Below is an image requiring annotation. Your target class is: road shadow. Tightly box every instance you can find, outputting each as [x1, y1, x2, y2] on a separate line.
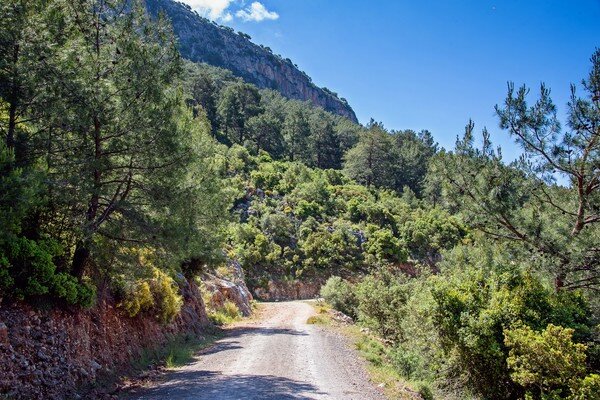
[198, 327, 308, 357]
[225, 326, 309, 339]
[126, 370, 326, 399]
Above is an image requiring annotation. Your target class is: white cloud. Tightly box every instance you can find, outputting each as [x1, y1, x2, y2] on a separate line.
[184, 0, 234, 21]
[236, 2, 279, 22]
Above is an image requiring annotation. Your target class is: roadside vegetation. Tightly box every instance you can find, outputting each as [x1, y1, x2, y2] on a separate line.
[319, 51, 600, 399]
[131, 331, 224, 371]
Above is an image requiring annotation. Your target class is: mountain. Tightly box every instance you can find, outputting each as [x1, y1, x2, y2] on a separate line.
[145, 0, 358, 123]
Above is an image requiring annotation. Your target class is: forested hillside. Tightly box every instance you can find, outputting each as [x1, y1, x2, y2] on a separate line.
[1, 0, 599, 399]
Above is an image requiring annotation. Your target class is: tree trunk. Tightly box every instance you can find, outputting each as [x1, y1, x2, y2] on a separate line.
[71, 241, 90, 279]
[554, 271, 566, 291]
[6, 43, 20, 152]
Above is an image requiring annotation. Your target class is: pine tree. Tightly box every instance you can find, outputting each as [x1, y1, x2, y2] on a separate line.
[282, 105, 310, 162]
[343, 121, 395, 187]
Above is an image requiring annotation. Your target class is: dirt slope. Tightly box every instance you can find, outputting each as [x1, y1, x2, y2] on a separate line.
[125, 301, 385, 400]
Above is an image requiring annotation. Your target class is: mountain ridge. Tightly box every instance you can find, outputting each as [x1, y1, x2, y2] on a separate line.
[145, 0, 358, 123]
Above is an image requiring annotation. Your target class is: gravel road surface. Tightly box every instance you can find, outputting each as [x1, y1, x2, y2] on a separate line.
[126, 301, 385, 400]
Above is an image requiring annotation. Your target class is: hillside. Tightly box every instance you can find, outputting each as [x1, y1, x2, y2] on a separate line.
[144, 0, 358, 123]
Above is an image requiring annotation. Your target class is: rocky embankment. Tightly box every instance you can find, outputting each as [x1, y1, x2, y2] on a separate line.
[144, 0, 358, 123]
[204, 274, 253, 316]
[252, 279, 323, 302]
[0, 275, 252, 400]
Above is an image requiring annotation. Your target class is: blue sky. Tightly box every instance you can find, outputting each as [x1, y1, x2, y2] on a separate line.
[181, 0, 600, 159]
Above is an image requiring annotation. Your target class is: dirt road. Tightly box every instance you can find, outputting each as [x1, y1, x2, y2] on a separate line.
[126, 301, 384, 400]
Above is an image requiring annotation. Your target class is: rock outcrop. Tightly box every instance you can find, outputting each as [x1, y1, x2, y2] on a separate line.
[145, 0, 358, 123]
[253, 279, 323, 301]
[203, 274, 253, 317]
[203, 259, 254, 316]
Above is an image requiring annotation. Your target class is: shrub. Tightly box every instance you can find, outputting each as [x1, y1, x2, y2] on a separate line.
[320, 276, 358, 318]
[388, 345, 422, 379]
[295, 200, 321, 219]
[121, 281, 154, 318]
[223, 300, 241, 319]
[0, 236, 96, 306]
[301, 223, 364, 271]
[118, 268, 183, 324]
[417, 384, 434, 400]
[430, 244, 594, 400]
[208, 300, 241, 325]
[355, 270, 410, 343]
[364, 225, 407, 264]
[400, 208, 467, 264]
[151, 269, 184, 324]
[250, 162, 280, 191]
[505, 324, 588, 398]
[570, 374, 600, 400]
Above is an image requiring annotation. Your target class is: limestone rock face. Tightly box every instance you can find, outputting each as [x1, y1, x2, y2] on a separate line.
[145, 0, 358, 123]
[203, 274, 253, 317]
[253, 279, 323, 302]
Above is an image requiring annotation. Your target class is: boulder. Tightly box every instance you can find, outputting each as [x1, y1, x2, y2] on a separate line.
[203, 274, 253, 317]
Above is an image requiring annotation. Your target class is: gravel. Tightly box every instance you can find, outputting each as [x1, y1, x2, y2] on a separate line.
[125, 301, 385, 400]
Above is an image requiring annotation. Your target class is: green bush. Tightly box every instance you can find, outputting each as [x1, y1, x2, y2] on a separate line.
[121, 281, 154, 318]
[0, 236, 96, 306]
[118, 268, 183, 324]
[364, 225, 407, 264]
[208, 300, 241, 325]
[388, 345, 422, 379]
[355, 270, 410, 343]
[570, 374, 600, 400]
[430, 244, 594, 399]
[320, 276, 358, 318]
[400, 207, 467, 264]
[151, 269, 184, 324]
[301, 222, 364, 271]
[505, 324, 588, 399]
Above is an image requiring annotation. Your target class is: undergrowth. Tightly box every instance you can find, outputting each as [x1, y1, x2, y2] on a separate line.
[207, 300, 242, 326]
[310, 301, 434, 400]
[131, 331, 223, 371]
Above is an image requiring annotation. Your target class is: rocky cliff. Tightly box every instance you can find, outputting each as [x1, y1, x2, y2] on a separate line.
[145, 0, 358, 123]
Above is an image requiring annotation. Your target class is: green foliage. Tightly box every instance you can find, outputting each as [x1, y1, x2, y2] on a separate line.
[0, 0, 228, 308]
[118, 265, 183, 324]
[152, 269, 184, 324]
[364, 225, 407, 264]
[344, 122, 396, 188]
[319, 276, 358, 318]
[343, 122, 437, 195]
[218, 81, 263, 145]
[227, 155, 465, 288]
[431, 50, 600, 291]
[505, 324, 588, 398]
[301, 222, 364, 272]
[207, 300, 241, 326]
[121, 281, 154, 318]
[570, 374, 600, 400]
[401, 208, 467, 264]
[430, 244, 593, 399]
[355, 269, 411, 343]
